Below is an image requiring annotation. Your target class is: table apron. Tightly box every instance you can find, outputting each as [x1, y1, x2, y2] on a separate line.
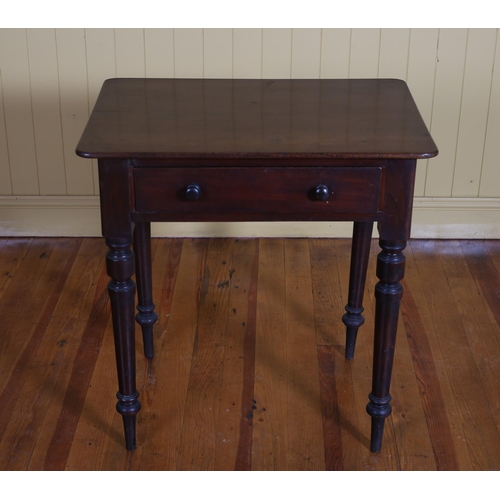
[132, 166, 384, 221]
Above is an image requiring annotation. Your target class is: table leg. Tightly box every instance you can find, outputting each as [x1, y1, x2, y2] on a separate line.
[342, 221, 373, 359]
[106, 237, 140, 451]
[133, 222, 158, 359]
[367, 239, 406, 453]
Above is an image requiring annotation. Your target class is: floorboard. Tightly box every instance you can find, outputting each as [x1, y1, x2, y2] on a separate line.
[1, 237, 500, 470]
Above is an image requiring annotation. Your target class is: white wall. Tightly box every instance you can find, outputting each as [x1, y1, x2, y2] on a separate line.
[0, 28, 499, 237]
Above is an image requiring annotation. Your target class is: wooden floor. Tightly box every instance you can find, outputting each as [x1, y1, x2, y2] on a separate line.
[1, 237, 500, 471]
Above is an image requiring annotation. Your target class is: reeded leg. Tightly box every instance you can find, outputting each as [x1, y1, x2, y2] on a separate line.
[106, 237, 140, 451]
[366, 239, 406, 453]
[342, 221, 373, 359]
[133, 222, 157, 359]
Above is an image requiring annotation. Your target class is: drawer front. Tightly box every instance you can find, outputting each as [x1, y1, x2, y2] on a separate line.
[133, 167, 382, 221]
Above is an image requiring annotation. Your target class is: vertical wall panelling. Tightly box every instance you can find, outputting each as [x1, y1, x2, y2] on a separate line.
[1, 28, 500, 237]
[145, 29, 175, 78]
[233, 29, 262, 78]
[84, 29, 117, 108]
[25, 29, 66, 195]
[84, 28, 117, 194]
[425, 29, 468, 197]
[174, 28, 204, 78]
[262, 29, 292, 79]
[0, 29, 39, 195]
[378, 28, 410, 79]
[0, 66, 13, 195]
[55, 28, 94, 196]
[291, 28, 321, 79]
[452, 29, 497, 197]
[115, 29, 146, 77]
[407, 28, 439, 197]
[204, 29, 233, 78]
[320, 28, 351, 79]
[479, 30, 500, 198]
[349, 29, 380, 78]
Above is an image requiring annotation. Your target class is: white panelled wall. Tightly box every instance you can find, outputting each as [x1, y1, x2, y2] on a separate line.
[0, 28, 499, 238]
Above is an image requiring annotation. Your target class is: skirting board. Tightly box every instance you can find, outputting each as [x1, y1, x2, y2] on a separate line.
[0, 196, 499, 239]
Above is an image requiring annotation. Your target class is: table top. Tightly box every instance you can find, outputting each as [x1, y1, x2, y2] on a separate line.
[76, 78, 438, 161]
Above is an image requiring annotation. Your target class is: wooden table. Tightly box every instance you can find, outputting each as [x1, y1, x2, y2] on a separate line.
[76, 78, 438, 454]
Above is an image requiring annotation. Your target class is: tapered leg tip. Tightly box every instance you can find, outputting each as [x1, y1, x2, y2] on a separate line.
[125, 441, 137, 451]
[136, 311, 157, 358]
[367, 411, 390, 453]
[141, 324, 155, 358]
[343, 312, 363, 359]
[345, 336, 358, 359]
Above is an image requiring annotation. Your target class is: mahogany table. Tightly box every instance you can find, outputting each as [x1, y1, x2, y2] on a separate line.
[76, 78, 438, 454]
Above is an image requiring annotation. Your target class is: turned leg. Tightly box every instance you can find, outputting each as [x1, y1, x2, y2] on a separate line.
[106, 237, 140, 451]
[342, 221, 373, 359]
[366, 239, 406, 453]
[133, 222, 157, 359]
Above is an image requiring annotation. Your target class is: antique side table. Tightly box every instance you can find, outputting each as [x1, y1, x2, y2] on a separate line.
[76, 78, 438, 454]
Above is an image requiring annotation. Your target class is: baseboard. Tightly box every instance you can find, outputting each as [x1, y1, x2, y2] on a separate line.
[1, 196, 499, 239]
[411, 197, 500, 238]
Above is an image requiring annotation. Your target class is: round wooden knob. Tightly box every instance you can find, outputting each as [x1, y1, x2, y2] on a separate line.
[185, 183, 201, 201]
[315, 184, 329, 201]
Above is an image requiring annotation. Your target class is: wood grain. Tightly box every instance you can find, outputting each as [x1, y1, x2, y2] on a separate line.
[176, 239, 234, 470]
[138, 238, 206, 470]
[2, 237, 500, 470]
[317, 345, 343, 470]
[309, 239, 345, 346]
[0, 239, 82, 470]
[408, 240, 500, 469]
[284, 239, 325, 470]
[252, 239, 288, 470]
[214, 238, 259, 470]
[400, 267, 459, 468]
